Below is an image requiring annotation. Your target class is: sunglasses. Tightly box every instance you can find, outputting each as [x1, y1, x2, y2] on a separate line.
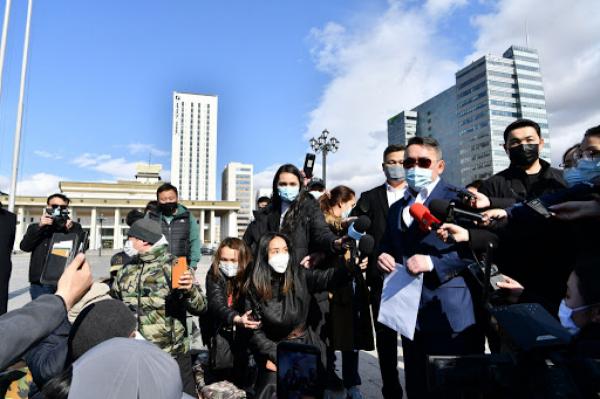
[403, 157, 434, 169]
[48, 204, 68, 210]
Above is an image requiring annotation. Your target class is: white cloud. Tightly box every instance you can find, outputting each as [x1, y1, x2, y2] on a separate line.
[72, 153, 139, 181]
[0, 173, 64, 196]
[253, 164, 280, 194]
[302, 1, 462, 194]
[33, 150, 63, 160]
[424, 0, 468, 18]
[125, 143, 169, 158]
[468, 0, 600, 163]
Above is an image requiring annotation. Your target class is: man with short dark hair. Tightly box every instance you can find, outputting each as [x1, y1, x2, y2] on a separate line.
[20, 193, 85, 299]
[256, 196, 271, 209]
[148, 183, 200, 269]
[351, 143, 407, 399]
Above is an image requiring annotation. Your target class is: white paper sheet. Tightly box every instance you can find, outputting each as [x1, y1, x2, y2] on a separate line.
[377, 263, 423, 340]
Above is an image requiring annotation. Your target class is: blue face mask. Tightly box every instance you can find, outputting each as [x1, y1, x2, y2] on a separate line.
[406, 167, 433, 191]
[341, 207, 353, 219]
[278, 186, 299, 202]
[563, 159, 600, 187]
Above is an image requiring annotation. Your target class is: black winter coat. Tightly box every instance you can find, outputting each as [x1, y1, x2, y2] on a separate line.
[245, 265, 349, 365]
[20, 222, 85, 284]
[243, 199, 338, 262]
[205, 271, 245, 330]
[0, 208, 16, 315]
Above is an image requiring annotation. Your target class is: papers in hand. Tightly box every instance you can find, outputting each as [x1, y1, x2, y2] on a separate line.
[377, 263, 423, 340]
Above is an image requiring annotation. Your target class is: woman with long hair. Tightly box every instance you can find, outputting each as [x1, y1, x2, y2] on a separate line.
[206, 237, 260, 388]
[319, 186, 374, 399]
[245, 232, 350, 398]
[243, 164, 341, 266]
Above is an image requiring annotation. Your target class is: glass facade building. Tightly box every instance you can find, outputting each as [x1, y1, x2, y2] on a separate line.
[388, 45, 550, 186]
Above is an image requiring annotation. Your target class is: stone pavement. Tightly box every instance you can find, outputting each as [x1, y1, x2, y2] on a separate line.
[8, 250, 405, 398]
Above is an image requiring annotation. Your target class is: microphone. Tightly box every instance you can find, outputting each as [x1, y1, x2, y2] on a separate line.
[409, 203, 442, 232]
[358, 234, 375, 256]
[348, 215, 371, 241]
[429, 199, 484, 225]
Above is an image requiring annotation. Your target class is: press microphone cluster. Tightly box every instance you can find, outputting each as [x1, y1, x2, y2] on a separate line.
[429, 199, 485, 226]
[345, 215, 376, 267]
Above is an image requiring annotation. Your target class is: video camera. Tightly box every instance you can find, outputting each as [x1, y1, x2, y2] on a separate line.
[426, 243, 598, 398]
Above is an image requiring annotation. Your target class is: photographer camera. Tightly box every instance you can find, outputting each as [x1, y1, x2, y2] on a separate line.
[20, 193, 85, 300]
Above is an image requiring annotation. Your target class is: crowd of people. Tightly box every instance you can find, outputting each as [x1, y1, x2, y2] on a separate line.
[0, 118, 599, 398]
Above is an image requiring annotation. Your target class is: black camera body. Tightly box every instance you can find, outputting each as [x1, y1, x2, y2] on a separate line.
[46, 207, 70, 229]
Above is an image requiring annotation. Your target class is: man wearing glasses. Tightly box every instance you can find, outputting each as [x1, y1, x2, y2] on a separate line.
[377, 137, 481, 398]
[20, 193, 85, 299]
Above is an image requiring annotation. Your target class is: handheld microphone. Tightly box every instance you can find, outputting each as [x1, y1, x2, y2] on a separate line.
[348, 215, 371, 241]
[429, 199, 484, 225]
[358, 234, 375, 256]
[409, 203, 442, 232]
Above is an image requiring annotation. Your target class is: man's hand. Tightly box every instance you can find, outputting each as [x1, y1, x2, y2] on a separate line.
[234, 310, 262, 330]
[177, 271, 194, 291]
[266, 359, 277, 372]
[377, 252, 396, 273]
[65, 219, 74, 230]
[472, 191, 491, 209]
[40, 214, 53, 227]
[496, 275, 524, 304]
[436, 223, 469, 243]
[300, 252, 326, 269]
[55, 253, 93, 311]
[549, 200, 600, 221]
[406, 254, 433, 275]
[481, 208, 508, 226]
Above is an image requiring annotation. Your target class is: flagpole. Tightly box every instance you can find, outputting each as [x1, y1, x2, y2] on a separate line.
[0, 0, 12, 99]
[8, 0, 33, 212]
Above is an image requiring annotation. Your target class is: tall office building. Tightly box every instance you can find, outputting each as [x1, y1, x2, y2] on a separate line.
[222, 162, 254, 237]
[388, 45, 550, 186]
[171, 92, 218, 200]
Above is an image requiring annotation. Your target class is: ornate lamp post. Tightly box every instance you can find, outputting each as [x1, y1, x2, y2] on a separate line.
[309, 129, 339, 187]
[97, 213, 106, 257]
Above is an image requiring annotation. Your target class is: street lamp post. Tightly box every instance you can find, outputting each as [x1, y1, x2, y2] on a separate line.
[309, 129, 339, 187]
[97, 213, 105, 257]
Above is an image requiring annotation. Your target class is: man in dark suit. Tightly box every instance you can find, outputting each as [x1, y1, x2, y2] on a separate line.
[0, 201, 16, 315]
[352, 144, 406, 399]
[377, 137, 482, 398]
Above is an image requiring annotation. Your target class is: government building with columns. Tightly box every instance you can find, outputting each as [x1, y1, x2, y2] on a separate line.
[3, 164, 240, 252]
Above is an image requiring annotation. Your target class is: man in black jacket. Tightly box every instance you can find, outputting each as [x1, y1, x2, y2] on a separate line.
[477, 119, 568, 314]
[351, 144, 406, 399]
[20, 193, 85, 300]
[0, 201, 16, 315]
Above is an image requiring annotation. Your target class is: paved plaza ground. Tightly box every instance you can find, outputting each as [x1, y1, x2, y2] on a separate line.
[8, 250, 405, 398]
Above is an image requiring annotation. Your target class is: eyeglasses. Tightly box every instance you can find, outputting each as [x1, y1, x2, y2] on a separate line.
[574, 149, 600, 161]
[403, 157, 434, 169]
[48, 204, 68, 210]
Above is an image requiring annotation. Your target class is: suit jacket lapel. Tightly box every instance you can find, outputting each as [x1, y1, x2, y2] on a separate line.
[377, 184, 389, 213]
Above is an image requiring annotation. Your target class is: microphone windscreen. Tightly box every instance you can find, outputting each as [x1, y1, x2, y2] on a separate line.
[353, 215, 371, 233]
[358, 234, 375, 255]
[409, 203, 429, 221]
[429, 199, 450, 221]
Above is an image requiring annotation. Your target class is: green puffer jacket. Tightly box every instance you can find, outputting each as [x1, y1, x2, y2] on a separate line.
[111, 241, 206, 355]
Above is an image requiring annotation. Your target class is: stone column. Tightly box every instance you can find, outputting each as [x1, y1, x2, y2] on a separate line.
[199, 210, 206, 244]
[113, 208, 121, 249]
[209, 210, 216, 245]
[90, 208, 98, 249]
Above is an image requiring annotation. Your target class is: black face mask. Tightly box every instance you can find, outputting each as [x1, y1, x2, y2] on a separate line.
[509, 144, 539, 167]
[159, 202, 178, 215]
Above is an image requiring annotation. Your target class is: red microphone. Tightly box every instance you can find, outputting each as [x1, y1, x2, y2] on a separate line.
[409, 203, 441, 232]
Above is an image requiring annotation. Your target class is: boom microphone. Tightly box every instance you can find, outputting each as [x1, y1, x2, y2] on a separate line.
[409, 203, 442, 232]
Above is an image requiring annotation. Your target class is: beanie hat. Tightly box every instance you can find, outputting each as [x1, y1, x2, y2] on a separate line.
[127, 218, 162, 244]
[125, 209, 145, 227]
[68, 299, 137, 361]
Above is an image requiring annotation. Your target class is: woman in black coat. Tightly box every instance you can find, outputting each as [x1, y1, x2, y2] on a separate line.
[243, 164, 341, 265]
[205, 237, 260, 387]
[245, 233, 349, 399]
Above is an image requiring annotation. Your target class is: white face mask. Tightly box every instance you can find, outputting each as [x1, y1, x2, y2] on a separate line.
[123, 240, 138, 257]
[219, 261, 239, 278]
[268, 253, 290, 274]
[309, 191, 323, 200]
[558, 299, 590, 335]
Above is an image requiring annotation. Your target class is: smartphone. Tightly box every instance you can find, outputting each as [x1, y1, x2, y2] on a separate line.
[277, 342, 322, 399]
[525, 198, 553, 219]
[172, 257, 188, 289]
[303, 153, 316, 179]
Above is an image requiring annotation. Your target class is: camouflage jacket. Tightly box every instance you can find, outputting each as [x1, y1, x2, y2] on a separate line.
[111, 242, 206, 355]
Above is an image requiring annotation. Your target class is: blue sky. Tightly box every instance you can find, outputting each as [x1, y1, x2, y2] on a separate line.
[1, 0, 598, 197]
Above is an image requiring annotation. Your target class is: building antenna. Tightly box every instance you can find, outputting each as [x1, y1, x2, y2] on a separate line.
[525, 19, 529, 47]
